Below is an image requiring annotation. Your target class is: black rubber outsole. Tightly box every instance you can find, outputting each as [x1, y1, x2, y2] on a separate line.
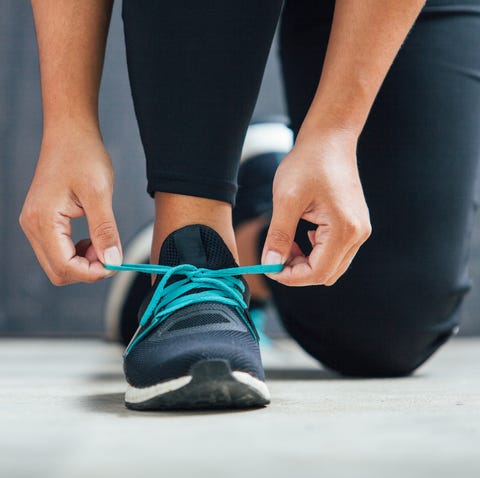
[125, 359, 270, 411]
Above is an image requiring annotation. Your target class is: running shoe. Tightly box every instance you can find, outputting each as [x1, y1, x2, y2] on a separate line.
[122, 224, 271, 410]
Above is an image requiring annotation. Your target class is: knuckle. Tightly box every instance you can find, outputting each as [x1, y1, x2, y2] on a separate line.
[93, 221, 117, 242]
[325, 275, 340, 286]
[18, 212, 27, 230]
[363, 223, 373, 239]
[274, 185, 300, 203]
[50, 274, 67, 287]
[314, 273, 329, 285]
[343, 217, 361, 235]
[51, 262, 72, 285]
[19, 206, 37, 230]
[268, 228, 293, 246]
[84, 178, 112, 201]
[57, 263, 70, 281]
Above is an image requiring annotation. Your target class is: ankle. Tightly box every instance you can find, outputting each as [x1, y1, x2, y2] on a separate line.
[151, 192, 239, 266]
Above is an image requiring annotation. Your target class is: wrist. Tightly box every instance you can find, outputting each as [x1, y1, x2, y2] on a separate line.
[299, 75, 374, 141]
[295, 121, 359, 153]
[298, 104, 363, 142]
[42, 116, 102, 144]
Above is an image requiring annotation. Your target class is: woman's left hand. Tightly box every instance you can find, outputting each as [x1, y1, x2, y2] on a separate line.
[261, 128, 372, 286]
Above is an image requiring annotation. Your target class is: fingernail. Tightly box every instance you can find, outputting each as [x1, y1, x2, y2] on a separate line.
[104, 246, 122, 266]
[263, 250, 283, 266]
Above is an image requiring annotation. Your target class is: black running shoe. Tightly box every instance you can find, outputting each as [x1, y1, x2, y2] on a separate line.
[123, 224, 270, 410]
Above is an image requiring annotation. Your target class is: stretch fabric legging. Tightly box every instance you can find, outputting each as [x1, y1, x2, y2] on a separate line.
[122, 0, 480, 376]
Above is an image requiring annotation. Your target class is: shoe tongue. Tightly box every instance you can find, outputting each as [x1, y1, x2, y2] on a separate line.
[137, 224, 244, 324]
[158, 224, 237, 269]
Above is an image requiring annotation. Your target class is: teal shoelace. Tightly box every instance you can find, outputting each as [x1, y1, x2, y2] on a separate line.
[104, 263, 283, 355]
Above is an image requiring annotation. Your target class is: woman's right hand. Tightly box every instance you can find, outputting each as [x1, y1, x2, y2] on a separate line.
[19, 127, 123, 285]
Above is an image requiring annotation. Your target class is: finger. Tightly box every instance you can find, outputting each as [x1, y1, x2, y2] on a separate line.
[324, 241, 362, 286]
[82, 185, 122, 266]
[285, 241, 307, 266]
[323, 221, 371, 285]
[271, 224, 352, 286]
[85, 242, 100, 263]
[77, 239, 116, 277]
[26, 232, 67, 285]
[266, 256, 314, 286]
[264, 240, 305, 280]
[75, 238, 93, 257]
[324, 224, 371, 285]
[34, 215, 111, 285]
[288, 227, 344, 285]
[75, 238, 103, 263]
[261, 193, 304, 268]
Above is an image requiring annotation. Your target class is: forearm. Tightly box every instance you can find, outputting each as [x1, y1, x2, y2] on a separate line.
[300, 0, 425, 140]
[31, 0, 113, 136]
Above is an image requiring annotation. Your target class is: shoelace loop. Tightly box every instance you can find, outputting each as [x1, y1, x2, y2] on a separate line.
[105, 263, 283, 354]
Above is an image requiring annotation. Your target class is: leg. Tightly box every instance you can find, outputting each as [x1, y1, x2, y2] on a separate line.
[122, 0, 283, 265]
[120, 0, 284, 410]
[265, 0, 480, 376]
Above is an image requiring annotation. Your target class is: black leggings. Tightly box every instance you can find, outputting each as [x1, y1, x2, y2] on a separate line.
[123, 0, 480, 377]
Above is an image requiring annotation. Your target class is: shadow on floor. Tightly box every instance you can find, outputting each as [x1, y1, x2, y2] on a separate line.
[79, 367, 342, 416]
[78, 392, 268, 417]
[79, 366, 421, 416]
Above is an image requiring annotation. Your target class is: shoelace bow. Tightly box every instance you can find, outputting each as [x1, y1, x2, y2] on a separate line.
[104, 263, 283, 354]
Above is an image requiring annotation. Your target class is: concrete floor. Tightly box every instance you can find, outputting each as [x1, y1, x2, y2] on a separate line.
[0, 338, 479, 478]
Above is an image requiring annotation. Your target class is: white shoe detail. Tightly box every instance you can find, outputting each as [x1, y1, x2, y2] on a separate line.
[125, 375, 192, 404]
[125, 372, 270, 404]
[232, 371, 271, 400]
[240, 122, 293, 163]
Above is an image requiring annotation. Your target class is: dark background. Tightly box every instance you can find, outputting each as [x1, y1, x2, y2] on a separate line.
[1, 1, 479, 336]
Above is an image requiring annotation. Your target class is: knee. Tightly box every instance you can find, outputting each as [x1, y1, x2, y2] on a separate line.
[271, 247, 467, 377]
[319, 342, 427, 378]
[279, 294, 460, 378]
[302, 327, 456, 378]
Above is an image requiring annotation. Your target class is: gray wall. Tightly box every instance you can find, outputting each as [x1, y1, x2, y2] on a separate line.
[1, 2, 479, 336]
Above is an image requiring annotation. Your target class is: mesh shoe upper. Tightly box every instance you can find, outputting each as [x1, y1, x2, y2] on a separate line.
[123, 224, 265, 388]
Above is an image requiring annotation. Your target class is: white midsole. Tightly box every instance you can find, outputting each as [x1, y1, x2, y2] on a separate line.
[125, 375, 192, 404]
[232, 371, 271, 401]
[125, 372, 270, 404]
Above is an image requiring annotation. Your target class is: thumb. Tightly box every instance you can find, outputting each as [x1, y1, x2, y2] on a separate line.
[84, 194, 122, 266]
[262, 196, 301, 266]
